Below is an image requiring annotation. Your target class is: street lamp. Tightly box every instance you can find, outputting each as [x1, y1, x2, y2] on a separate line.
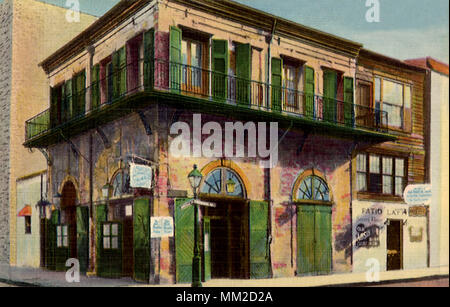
[188, 165, 203, 287]
[53, 192, 62, 210]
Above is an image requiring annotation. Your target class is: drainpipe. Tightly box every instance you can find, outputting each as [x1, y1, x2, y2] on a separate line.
[266, 19, 277, 109]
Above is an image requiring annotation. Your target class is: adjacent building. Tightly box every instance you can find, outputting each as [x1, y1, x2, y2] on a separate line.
[21, 0, 436, 284]
[0, 0, 96, 268]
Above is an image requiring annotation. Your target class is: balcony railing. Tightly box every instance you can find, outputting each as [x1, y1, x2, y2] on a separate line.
[25, 57, 389, 142]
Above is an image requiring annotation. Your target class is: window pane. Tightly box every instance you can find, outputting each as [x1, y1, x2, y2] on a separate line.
[383, 175, 392, 194]
[103, 224, 110, 236]
[57, 237, 62, 248]
[63, 225, 68, 236]
[384, 103, 402, 128]
[395, 158, 405, 176]
[182, 40, 188, 65]
[383, 80, 403, 106]
[382, 157, 393, 175]
[375, 78, 381, 102]
[112, 237, 119, 249]
[395, 177, 404, 196]
[112, 223, 119, 236]
[369, 155, 380, 173]
[357, 173, 367, 191]
[357, 154, 366, 172]
[191, 42, 201, 68]
[57, 226, 61, 237]
[63, 236, 68, 247]
[404, 86, 411, 109]
[369, 173, 381, 193]
[103, 237, 110, 249]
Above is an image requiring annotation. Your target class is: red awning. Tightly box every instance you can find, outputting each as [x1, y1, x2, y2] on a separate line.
[18, 205, 32, 217]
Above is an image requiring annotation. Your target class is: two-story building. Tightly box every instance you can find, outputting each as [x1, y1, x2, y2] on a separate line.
[23, 0, 427, 284]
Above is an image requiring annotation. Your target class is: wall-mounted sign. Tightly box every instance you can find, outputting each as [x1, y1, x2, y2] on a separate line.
[409, 226, 424, 242]
[130, 163, 152, 189]
[403, 184, 432, 205]
[151, 217, 174, 238]
[409, 206, 428, 217]
[355, 223, 380, 248]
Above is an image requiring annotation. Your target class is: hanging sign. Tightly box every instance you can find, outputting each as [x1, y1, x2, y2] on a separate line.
[129, 163, 152, 189]
[151, 217, 174, 238]
[403, 184, 432, 205]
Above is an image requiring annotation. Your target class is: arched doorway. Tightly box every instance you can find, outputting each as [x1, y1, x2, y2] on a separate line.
[61, 181, 77, 259]
[199, 167, 249, 279]
[293, 170, 333, 276]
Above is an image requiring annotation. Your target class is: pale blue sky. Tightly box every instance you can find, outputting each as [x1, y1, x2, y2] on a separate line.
[21, 0, 450, 63]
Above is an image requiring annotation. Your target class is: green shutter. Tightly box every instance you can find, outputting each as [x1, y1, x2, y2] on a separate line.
[170, 26, 182, 92]
[323, 70, 337, 123]
[235, 43, 251, 105]
[50, 86, 58, 128]
[212, 39, 228, 101]
[144, 29, 155, 90]
[96, 204, 107, 276]
[45, 210, 59, 270]
[73, 70, 86, 118]
[76, 206, 89, 273]
[133, 198, 150, 282]
[63, 79, 73, 122]
[271, 57, 283, 112]
[314, 206, 332, 274]
[175, 198, 194, 283]
[99, 222, 123, 278]
[249, 201, 270, 279]
[297, 205, 315, 275]
[343, 77, 354, 127]
[91, 64, 100, 110]
[113, 47, 127, 100]
[203, 216, 211, 282]
[304, 66, 315, 118]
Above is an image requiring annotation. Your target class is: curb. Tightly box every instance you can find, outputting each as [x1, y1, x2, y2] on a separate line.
[320, 274, 449, 287]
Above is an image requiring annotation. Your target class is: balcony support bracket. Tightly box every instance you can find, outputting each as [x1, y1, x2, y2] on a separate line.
[96, 127, 111, 149]
[37, 148, 53, 167]
[138, 110, 152, 136]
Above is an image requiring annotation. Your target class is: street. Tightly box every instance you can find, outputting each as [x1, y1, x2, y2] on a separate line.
[368, 276, 449, 287]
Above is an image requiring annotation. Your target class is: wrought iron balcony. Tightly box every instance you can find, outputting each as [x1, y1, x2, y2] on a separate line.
[25, 57, 389, 144]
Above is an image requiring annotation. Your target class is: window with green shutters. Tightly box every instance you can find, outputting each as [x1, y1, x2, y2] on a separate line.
[271, 57, 283, 112]
[212, 39, 228, 101]
[113, 47, 127, 100]
[304, 66, 315, 118]
[62, 79, 73, 122]
[342, 77, 354, 127]
[133, 198, 150, 282]
[72, 70, 86, 118]
[76, 206, 89, 273]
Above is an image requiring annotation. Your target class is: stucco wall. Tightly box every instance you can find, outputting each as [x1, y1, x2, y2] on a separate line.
[0, 0, 13, 265]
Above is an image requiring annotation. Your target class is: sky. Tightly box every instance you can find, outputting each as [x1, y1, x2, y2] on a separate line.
[19, 0, 450, 63]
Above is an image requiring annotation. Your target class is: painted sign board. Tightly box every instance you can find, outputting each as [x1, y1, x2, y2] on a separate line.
[403, 184, 432, 205]
[180, 199, 216, 210]
[150, 217, 174, 238]
[130, 163, 152, 189]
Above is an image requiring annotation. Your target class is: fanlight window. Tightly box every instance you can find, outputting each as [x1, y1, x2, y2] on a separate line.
[200, 168, 245, 198]
[297, 175, 330, 201]
[112, 170, 130, 197]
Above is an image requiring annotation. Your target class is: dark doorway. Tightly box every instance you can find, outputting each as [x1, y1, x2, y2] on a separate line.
[122, 205, 134, 277]
[387, 220, 403, 271]
[61, 182, 77, 259]
[203, 198, 249, 279]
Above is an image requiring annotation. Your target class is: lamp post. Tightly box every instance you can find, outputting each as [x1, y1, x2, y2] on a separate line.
[188, 164, 203, 287]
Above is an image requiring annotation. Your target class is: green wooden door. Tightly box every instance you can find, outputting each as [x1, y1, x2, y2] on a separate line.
[249, 201, 270, 279]
[45, 210, 58, 270]
[323, 70, 337, 123]
[99, 221, 123, 278]
[212, 39, 228, 101]
[143, 29, 155, 90]
[170, 26, 182, 93]
[271, 57, 283, 112]
[297, 204, 332, 275]
[304, 66, 315, 118]
[133, 198, 150, 282]
[203, 216, 211, 282]
[96, 204, 106, 276]
[297, 205, 316, 275]
[175, 198, 194, 283]
[343, 76, 354, 127]
[235, 43, 251, 105]
[314, 206, 332, 275]
[76, 206, 89, 273]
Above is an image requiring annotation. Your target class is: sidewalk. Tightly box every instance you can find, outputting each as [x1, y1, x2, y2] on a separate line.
[1, 263, 448, 287]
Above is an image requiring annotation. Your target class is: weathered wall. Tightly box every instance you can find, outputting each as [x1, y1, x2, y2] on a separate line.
[0, 0, 13, 265]
[9, 0, 97, 266]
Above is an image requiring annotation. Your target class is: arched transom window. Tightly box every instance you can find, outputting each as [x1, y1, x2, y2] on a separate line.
[200, 168, 245, 198]
[297, 175, 330, 202]
[111, 170, 130, 197]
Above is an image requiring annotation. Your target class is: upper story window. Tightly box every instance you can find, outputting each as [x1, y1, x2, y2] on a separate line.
[357, 153, 407, 197]
[282, 57, 304, 111]
[375, 77, 412, 130]
[182, 39, 203, 88]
